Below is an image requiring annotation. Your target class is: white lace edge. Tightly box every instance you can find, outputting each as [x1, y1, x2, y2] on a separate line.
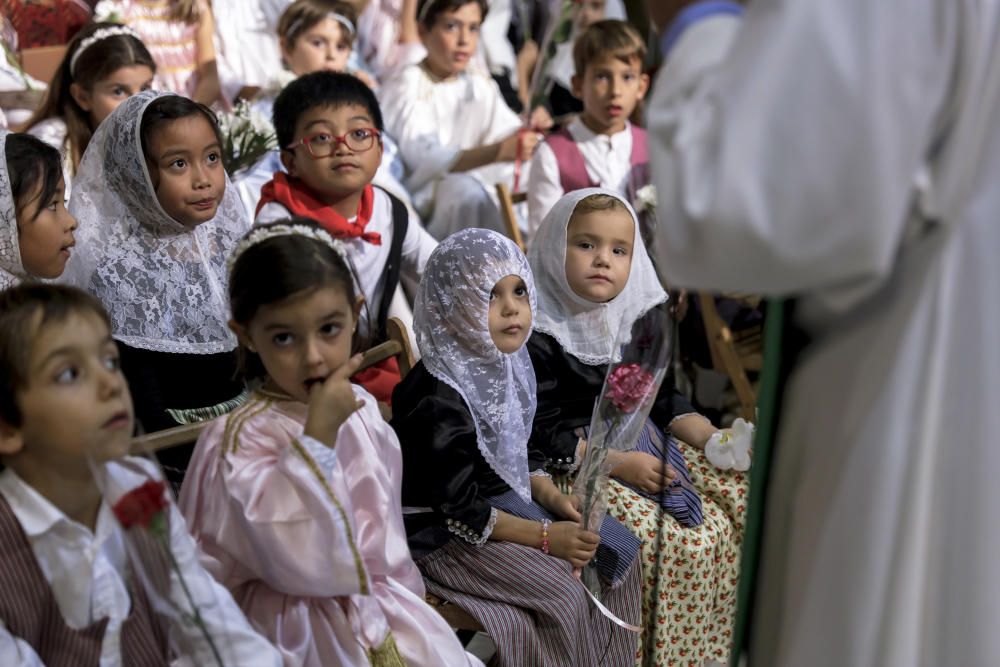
[447, 507, 497, 547]
[425, 365, 532, 503]
[113, 334, 238, 356]
[529, 468, 551, 478]
[533, 295, 668, 367]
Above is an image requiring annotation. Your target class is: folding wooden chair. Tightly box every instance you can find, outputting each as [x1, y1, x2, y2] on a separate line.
[17, 45, 66, 85]
[495, 182, 526, 252]
[698, 293, 763, 421]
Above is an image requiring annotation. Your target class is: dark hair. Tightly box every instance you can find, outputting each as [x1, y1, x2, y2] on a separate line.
[272, 70, 383, 150]
[25, 22, 156, 172]
[278, 0, 358, 47]
[228, 218, 364, 381]
[0, 284, 111, 428]
[573, 19, 646, 78]
[416, 0, 488, 28]
[139, 94, 223, 164]
[4, 133, 64, 223]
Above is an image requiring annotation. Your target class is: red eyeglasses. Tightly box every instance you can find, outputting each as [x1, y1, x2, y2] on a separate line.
[285, 127, 381, 158]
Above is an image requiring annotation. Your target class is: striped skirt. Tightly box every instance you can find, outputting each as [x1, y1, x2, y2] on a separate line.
[419, 539, 643, 667]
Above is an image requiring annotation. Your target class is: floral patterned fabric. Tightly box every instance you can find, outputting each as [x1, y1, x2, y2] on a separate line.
[559, 434, 748, 666]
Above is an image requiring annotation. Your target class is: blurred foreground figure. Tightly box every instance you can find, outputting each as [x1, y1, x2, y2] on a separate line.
[648, 2, 1000, 666]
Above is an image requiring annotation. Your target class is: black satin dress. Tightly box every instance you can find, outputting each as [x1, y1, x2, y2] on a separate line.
[526, 331, 697, 464]
[390, 361, 548, 559]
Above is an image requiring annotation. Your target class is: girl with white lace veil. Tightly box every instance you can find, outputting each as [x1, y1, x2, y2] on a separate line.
[526, 188, 750, 665]
[67, 90, 250, 483]
[390, 228, 642, 667]
[0, 131, 78, 290]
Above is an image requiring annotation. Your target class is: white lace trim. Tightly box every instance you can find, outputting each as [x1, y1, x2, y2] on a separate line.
[529, 468, 551, 478]
[446, 508, 496, 546]
[0, 131, 24, 290]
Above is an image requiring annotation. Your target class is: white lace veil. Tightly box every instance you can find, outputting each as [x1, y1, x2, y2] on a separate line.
[414, 228, 536, 502]
[528, 187, 667, 366]
[66, 91, 250, 354]
[0, 130, 24, 291]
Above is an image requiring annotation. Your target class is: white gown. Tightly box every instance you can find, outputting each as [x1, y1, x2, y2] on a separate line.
[647, 3, 1000, 666]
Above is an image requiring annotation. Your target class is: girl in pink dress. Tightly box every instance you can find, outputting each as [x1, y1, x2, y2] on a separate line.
[178, 218, 482, 667]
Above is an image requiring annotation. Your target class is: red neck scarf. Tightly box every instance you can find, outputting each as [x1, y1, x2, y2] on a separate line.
[257, 174, 382, 245]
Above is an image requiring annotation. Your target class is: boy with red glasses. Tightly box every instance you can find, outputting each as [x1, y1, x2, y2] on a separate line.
[257, 70, 437, 403]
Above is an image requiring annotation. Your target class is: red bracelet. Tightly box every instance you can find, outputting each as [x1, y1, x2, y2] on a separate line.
[540, 519, 551, 555]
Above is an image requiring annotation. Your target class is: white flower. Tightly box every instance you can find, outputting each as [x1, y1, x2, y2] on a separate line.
[705, 418, 753, 471]
[634, 184, 657, 213]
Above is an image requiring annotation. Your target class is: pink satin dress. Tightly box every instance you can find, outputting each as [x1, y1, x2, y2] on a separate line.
[179, 385, 482, 667]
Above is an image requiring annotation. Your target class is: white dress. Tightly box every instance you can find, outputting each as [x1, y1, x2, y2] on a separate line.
[648, 3, 1000, 666]
[380, 62, 525, 240]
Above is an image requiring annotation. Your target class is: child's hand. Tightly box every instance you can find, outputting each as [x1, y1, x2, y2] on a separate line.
[498, 128, 543, 162]
[303, 354, 366, 449]
[529, 105, 554, 131]
[612, 451, 677, 493]
[547, 492, 582, 522]
[547, 521, 600, 569]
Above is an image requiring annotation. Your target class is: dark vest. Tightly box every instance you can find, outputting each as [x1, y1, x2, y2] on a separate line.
[0, 493, 170, 666]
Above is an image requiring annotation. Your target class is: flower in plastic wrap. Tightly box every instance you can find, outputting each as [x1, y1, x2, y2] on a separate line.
[705, 418, 754, 471]
[604, 363, 657, 413]
[634, 184, 657, 214]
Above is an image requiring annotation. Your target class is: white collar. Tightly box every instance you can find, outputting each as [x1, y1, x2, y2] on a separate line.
[568, 117, 633, 150]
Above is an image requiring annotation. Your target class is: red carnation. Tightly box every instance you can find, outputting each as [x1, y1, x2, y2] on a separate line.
[112, 480, 168, 530]
[605, 363, 656, 413]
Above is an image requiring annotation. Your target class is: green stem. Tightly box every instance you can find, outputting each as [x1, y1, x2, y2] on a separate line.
[155, 529, 226, 666]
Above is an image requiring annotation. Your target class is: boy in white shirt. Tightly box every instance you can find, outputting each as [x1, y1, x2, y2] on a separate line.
[0, 284, 281, 667]
[527, 19, 651, 237]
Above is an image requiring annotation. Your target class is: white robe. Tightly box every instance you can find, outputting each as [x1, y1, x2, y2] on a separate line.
[648, 3, 1000, 666]
[379, 62, 525, 239]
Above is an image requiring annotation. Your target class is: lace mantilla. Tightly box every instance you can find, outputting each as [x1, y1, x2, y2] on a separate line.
[66, 91, 250, 354]
[0, 131, 25, 290]
[528, 188, 668, 366]
[415, 229, 536, 504]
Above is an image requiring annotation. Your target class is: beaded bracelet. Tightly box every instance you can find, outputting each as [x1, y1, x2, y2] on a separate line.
[540, 519, 551, 555]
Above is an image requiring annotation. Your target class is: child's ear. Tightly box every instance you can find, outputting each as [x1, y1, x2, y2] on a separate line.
[637, 72, 650, 100]
[280, 150, 298, 177]
[69, 82, 92, 112]
[228, 319, 257, 353]
[570, 73, 583, 100]
[0, 419, 25, 459]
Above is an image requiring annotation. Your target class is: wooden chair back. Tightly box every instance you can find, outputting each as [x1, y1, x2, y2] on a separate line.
[17, 45, 66, 86]
[698, 293, 763, 421]
[495, 182, 526, 252]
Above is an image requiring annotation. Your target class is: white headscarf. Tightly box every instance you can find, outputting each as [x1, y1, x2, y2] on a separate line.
[0, 130, 25, 291]
[67, 91, 250, 354]
[529, 187, 667, 365]
[414, 228, 536, 502]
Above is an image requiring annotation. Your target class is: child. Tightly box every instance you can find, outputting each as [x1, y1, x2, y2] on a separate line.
[391, 228, 642, 666]
[67, 91, 249, 473]
[236, 3, 412, 219]
[94, 0, 221, 106]
[0, 283, 282, 666]
[258, 70, 436, 401]
[527, 20, 650, 236]
[0, 131, 78, 289]
[178, 219, 483, 667]
[526, 189, 749, 666]
[25, 22, 156, 180]
[380, 0, 542, 240]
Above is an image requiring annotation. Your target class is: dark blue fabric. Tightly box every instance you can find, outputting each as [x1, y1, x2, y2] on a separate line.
[486, 490, 640, 587]
[587, 420, 704, 528]
[660, 0, 744, 55]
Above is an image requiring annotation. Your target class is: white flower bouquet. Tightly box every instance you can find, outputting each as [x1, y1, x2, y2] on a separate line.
[216, 99, 278, 177]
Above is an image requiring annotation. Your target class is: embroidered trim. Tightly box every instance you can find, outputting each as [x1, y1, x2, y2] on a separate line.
[289, 437, 370, 595]
[366, 631, 406, 667]
[166, 388, 250, 425]
[221, 396, 274, 457]
[445, 508, 496, 546]
[529, 468, 552, 478]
